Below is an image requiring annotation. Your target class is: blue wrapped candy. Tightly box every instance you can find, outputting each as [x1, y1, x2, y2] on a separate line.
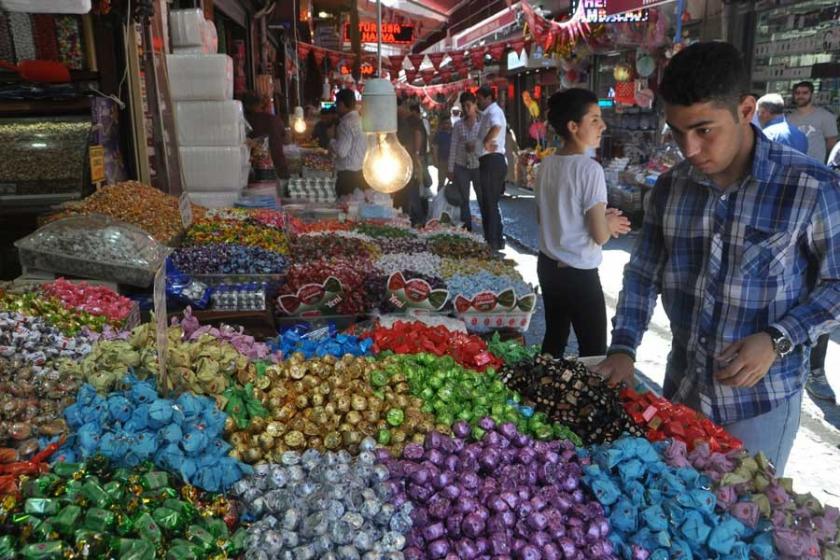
[273, 324, 374, 359]
[446, 271, 533, 299]
[580, 437, 776, 560]
[56, 374, 252, 492]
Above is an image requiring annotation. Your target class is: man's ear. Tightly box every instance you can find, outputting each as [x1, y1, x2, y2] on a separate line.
[739, 95, 757, 125]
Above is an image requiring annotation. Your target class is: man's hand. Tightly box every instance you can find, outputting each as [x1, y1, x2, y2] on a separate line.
[447, 172, 455, 182]
[606, 208, 632, 238]
[484, 140, 497, 153]
[591, 353, 635, 387]
[714, 333, 776, 388]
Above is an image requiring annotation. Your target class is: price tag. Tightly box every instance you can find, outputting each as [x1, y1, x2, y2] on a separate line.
[153, 265, 171, 395]
[179, 192, 193, 229]
[89, 145, 105, 184]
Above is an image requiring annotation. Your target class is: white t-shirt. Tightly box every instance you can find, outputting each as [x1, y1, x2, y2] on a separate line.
[477, 102, 506, 158]
[788, 106, 839, 163]
[536, 154, 608, 269]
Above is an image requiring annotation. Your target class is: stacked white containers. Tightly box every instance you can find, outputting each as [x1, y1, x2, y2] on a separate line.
[167, 9, 249, 209]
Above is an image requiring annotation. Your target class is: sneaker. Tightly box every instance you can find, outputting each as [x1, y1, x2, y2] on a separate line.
[806, 368, 837, 403]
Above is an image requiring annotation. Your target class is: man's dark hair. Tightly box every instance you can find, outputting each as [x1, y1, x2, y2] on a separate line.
[320, 106, 336, 115]
[459, 91, 476, 105]
[476, 85, 494, 99]
[793, 81, 814, 93]
[659, 41, 747, 114]
[241, 91, 262, 112]
[335, 88, 356, 109]
[547, 88, 599, 141]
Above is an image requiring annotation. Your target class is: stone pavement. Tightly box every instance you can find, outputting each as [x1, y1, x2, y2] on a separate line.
[492, 193, 840, 506]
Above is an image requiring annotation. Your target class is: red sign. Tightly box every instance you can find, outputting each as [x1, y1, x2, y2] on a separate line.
[344, 22, 415, 44]
[340, 62, 375, 77]
[604, 0, 673, 15]
[454, 7, 518, 49]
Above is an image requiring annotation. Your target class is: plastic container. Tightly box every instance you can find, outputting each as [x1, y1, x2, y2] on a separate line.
[0, 0, 90, 13]
[457, 309, 534, 334]
[174, 101, 246, 147]
[169, 9, 204, 47]
[181, 146, 248, 191]
[166, 54, 233, 101]
[14, 215, 170, 288]
[186, 191, 242, 209]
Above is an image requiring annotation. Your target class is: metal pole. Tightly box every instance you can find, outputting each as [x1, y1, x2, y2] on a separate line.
[377, 0, 382, 76]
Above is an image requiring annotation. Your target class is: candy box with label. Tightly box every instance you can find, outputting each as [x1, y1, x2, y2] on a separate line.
[276, 276, 344, 316]
[385, 271, 449, 312]
[454, 288, 537, 333]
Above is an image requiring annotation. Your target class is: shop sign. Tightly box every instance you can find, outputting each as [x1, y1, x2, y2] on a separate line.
[570, 0, 648, 22]
[453, 5, 519, 49]
[340, 62, 375, 77]
[344, 22, 414, 44]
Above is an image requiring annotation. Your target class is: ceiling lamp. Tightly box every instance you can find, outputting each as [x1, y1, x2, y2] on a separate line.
[292, 105, 306, 133]
[360, 0, 412, 193]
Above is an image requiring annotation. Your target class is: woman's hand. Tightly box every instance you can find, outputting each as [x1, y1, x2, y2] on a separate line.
[606, 208, 632, 238]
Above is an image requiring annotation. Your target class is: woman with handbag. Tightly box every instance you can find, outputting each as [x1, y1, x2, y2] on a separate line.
[447, 92, 482, 231]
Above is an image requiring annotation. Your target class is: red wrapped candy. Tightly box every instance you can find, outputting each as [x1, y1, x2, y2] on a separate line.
[40, 277, 134, 325]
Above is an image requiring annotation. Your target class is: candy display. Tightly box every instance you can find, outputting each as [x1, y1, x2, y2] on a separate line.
[581, 437, 774, 560]
[1, 457, 247, 558]
[501, 356, 644, 444]
[447, 271, 533, 301]
[228, 354, 443, 460]
[277, 258, 379, 316]
[665, 440, 840, 559]
[174, 309, 280, 363]
[56, 376, 252, 492]
[40, 278, 136, 326]
[426, 233, 494, 259]
[0, 312, 93, 369]
[170, 243, 289, 275]
[291, 234, 380, 262]
[622, 387, 743, 453]
[376, 236, 431, 255]
[233, 442, 411, 558]
[381, 419, 614, 560]
[355, 223, 417, 239]
[273, 325, 374, 359]
[185, 217, 290, 254]
[486, 332, 541, 366]
[250, 208, 289, 230]
[286, 177, 337, 203]
[210, 283, 269, 311]
[378, 270, 449, 313]
[0, 357, 79, 459]
[0, 292, 112, 335]
[15, 215, 171, 288]
[363, 321, 504, 372]
[440, 257, 522, 280]
[370, 354, 580, 444]
[48, 181, 205, 243]
[375, 252, 443, 278]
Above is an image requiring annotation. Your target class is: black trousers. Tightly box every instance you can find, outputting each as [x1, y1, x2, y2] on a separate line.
[810, 333, 830, 370]
[478, 153, 506, 249]
[393, 178, 425, 227]
[335, 169, 367, 197]
[453, 164, 480, 230]
[537, 252, 607, 358]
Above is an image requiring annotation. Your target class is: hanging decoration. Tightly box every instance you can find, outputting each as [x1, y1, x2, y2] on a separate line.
[520, 0, 590, 53]
[469, 50, 485, 70]
[405, 69, 418, 84]
[328, 51, 342, 69]
[407, 53, 425, 70]
[428, 52, 445, 70]
[420, 68, 436, 85]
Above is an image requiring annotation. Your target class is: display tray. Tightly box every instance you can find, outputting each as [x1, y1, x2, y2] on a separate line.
[172, 308, 278, 339]
[457, 309, 535, 334]
[17, 246, 164, 288]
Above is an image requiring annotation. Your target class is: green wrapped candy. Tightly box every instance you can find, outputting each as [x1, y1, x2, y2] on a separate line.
[19, 541, 64, 560]
[386, 408, 405, 427]
[0, 536, 14, 560]
[52, 462, 82, 478]
[81, 480, 112, 508]
[116, 511, 135, 536]
[140, 471, 169, 491]
[103, 480, 125, 503]
[377, 429, 392, 445]
[116, 538, 156, 560]
[21, 475, 60, 498]
[204, 518, 229, 539]
[369, 370, 389, 388]
[151, 507, 182, 531]
[162, 499, 197, 520]
[111, 468, 132, 483]
[24, 498, 60, 517]
[165, 540, 201, 560]
[186, 524, 215, 553]
[32, 519, 57, 541]
[134, 512, 162, 545]
[52, 504, 82, 535]
[226, 528, 248, 554]
[74, 530, 109, 558]
[63, 480, 83, 502]
[83, 508, 115, 532]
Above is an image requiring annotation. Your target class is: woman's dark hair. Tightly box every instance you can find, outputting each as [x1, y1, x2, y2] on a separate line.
[547, 88, 598, 141]
[659, 41, 747, 115]
[459, 91, 476, 105]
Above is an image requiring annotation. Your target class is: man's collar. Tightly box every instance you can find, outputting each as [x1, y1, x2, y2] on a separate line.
[765, 115, 785, 128]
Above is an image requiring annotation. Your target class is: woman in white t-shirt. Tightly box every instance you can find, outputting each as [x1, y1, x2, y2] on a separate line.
[536, 88, 631, 357]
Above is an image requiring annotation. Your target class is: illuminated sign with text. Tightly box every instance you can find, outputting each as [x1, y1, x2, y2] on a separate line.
[344, 22, 415, 44]
[570, 0, 648, 23]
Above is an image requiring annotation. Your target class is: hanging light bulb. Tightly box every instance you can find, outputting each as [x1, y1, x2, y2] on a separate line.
[363, 132, 413, 193]
[292, 105, 306, 133]
[361, 78, 412, 193]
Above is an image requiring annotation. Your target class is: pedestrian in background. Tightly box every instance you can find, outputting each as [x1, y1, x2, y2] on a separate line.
[448, 91, 482, 230]
[329, 88, 368, 197]
[475, 85, 508, 251]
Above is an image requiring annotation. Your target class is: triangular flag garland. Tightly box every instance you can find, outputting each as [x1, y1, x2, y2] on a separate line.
[428, 52, 445, 70]
[407, 53, 426, 70]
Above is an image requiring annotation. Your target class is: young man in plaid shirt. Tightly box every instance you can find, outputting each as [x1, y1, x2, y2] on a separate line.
[594, 42, 840, 474]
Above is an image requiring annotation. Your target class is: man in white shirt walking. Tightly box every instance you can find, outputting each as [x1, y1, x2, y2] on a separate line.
[475, 86, 507, 250]
[330, 88, 368, 197]
[788, 81, 838, 164]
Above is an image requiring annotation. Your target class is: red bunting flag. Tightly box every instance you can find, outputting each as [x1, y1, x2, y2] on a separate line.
[389, 55, 405, 74]
[449, 52, 465, 68]
[470, 50, 485, 70]
[439, 70, 452, 83]
[421, 69, 436, 84]
[488, 43, 507, 61]
[510, 39, 526, 56]
[408, 53, 426, 70]
[297, 43, 312, 61]
[428, 52, 445, 70]
[328, 51, 341, 69]
[405, 69, 418, 83]
[312, 48, 325, 66]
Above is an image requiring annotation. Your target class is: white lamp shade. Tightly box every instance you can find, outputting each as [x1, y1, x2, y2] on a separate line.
[361, 78, 398, 134]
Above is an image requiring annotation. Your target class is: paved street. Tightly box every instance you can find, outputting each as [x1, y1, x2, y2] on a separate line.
[485, 192, 840, 506]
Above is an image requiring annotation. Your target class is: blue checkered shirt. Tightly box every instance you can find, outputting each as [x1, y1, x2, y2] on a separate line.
[610, 128, 840, 424]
